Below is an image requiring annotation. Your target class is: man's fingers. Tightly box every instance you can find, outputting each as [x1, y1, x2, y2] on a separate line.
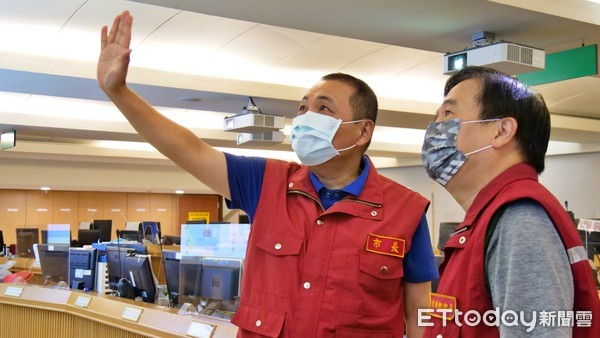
[119, 12, 133, 48]
[107, 13, 121, 44]
[100, 25, 107, 50]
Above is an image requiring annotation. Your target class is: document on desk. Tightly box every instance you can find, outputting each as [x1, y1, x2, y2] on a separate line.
[121, 306, 143, 322]
[4, 286, 24, 297]
[187, 320, 216, 338]
[74, 295, 92, 308]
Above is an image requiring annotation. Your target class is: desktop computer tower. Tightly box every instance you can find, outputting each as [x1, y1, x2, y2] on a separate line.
[69, 248, 98, 290]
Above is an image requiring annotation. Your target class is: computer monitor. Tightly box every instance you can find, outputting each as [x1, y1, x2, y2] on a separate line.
[41, 230, 47, 244]
[92, 220, 113, 242]
[37, 244, 70, 285]
[104, 242, 147, 255]
[438, 222, 461, 250]
[200, 257, 242, 302]
[186, 220, 207, 224]
[69, 248, 97, 290]
[16, 228, 39, 258]
[44, 227, 71, 245]
[162, 250, 181, 298]
[78, 229, 101, 246]
[105, 245, 136, 289]
[125, 254, 158, 303]
[118, 230, 143, 243]
[141, 221, 161, 244]
[125, 222, 142, 231]
[79, 222, 92, 230]
[0, 230, 4, 251]
[178, 255, 203, 307]
[163, 235, 181, 246]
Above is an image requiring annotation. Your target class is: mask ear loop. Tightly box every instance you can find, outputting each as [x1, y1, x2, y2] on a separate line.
[335, 119, 367, 153]
[464, 145, 492, 157]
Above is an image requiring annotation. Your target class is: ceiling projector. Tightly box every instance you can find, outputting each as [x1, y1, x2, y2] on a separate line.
[223, 99, 285, 134]
[443, 41, 545, 75]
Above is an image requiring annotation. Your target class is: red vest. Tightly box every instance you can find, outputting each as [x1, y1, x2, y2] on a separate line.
[424, 163, 600, 337]
[231, 157, 429, 337]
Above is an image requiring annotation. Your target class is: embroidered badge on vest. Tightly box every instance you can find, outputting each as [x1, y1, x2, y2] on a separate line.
[428, 292, 457, 320]
[365, 233, 405, 258]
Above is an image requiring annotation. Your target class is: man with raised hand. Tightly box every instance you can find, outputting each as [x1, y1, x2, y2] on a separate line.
[98, 11, 438, 337]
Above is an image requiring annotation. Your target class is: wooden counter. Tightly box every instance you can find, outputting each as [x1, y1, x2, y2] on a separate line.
[0, 283, 238, 338]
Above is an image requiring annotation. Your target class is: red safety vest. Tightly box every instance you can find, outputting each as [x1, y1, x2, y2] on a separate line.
[424, 163, 600, 337]
[231, 157, 429, 337]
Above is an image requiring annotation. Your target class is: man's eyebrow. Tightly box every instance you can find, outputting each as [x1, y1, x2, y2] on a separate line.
[442, 98, 457, 106]
[301, 95, 334, 103]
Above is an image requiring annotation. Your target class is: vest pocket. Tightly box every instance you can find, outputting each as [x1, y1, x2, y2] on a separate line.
[341, 251, 404, 316]
[255, 231, 304, 297]
[232, 303, 285, 338]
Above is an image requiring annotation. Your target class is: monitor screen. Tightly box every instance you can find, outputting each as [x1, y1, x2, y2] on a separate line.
[180, 223, 251, 258]
[37, 244, 70, 285]
[438, 222, 461, 250]
[0, 230, 4, 249]
[125, 254, 157, 303]
[162, 250, 181, 297]
[125, 222, 142, 231]
[69, 248, 97, 290]
[178, 255, 203, 306]
[119, 230, 143, 243]
[163, 235, 181, 246]
[79, 222, 92, 230]
[45, 226, 71, 245]
[200, 257, 241, 302]
[92, 220, 113, 242]
[141, 221, 161, 244]
[78, 229, 101, 246]
[16, 228, 39, 258]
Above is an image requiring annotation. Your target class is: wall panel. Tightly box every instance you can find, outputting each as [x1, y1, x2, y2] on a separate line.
[0, 190, 27, 245]
[52, 191, 79, 236]
[26, 190, 53, 229]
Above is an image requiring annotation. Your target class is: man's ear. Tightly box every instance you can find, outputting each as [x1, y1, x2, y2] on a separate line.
[356, 119, 375, 146]
[492, 117, 517, 148]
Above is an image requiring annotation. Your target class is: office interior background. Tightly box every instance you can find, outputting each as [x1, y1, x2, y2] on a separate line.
[0, 0, 599, 248]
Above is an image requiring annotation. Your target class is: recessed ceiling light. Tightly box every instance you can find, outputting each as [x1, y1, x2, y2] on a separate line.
[41, 186, 51, 191]
[178, 97, 202, 103]
[175, 189, 185, 194]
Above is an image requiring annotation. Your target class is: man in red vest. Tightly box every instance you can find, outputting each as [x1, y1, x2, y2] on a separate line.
[98, 11, 438, 337]
[421, 66, 600, 337]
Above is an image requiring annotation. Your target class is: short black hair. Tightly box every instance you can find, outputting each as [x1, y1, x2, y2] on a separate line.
[321, 73, 378, 124]
[444, 66, 550, 174]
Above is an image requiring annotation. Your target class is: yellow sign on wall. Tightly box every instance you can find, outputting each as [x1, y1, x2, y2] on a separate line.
[188, 211, 210, 224]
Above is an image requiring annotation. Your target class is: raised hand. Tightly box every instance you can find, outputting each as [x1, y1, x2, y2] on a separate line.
[97, 11, 133, 94]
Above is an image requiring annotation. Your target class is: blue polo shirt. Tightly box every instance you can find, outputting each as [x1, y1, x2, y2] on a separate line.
[225, 153, 438, 283]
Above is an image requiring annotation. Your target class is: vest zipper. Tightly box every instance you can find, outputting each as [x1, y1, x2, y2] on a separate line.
[288, 190, 381, 209]
[342, 198, 382, 208]
[288, 190, 325, 211]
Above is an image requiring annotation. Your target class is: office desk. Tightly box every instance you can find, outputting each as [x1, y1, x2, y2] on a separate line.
[0, 284, 238, 338]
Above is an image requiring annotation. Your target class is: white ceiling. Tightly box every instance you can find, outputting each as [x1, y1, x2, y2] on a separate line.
[1, 0, 600, 187]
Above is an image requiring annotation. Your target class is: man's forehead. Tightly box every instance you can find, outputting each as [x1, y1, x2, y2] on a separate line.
[302, 80, 352, 102]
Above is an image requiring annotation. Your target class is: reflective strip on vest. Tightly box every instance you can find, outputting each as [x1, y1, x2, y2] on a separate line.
[567, 246, 588, 265]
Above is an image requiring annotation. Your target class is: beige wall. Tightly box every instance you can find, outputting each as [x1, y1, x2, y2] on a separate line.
[0, 189, 221, 246]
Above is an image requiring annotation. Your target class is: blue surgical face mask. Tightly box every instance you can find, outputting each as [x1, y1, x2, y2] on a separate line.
[291, 111, 364, 166]
[421, 118, 500, 186]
